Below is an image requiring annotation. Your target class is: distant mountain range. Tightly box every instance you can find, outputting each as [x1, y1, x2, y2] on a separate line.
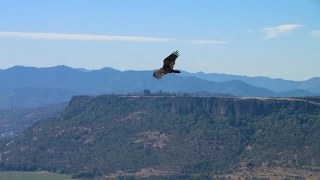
[178, 71, 320, 93]
[0, 65, 319, 108]
[0, 86, 76, 108]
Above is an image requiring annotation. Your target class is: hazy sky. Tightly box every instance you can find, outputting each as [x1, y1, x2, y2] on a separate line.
[1, 0, 320, 80]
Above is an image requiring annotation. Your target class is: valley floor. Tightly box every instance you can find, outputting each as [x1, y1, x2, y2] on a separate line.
[0, 171, 76, 180]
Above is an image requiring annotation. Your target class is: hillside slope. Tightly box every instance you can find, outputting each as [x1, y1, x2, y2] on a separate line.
[0, 95, 319, 179]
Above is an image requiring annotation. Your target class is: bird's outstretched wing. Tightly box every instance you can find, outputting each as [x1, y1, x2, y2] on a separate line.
[162, 50, 179, 70]
[153, 69, 167, 79]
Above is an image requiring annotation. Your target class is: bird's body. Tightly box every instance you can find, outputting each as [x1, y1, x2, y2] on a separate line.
[153, 50, 181, 79]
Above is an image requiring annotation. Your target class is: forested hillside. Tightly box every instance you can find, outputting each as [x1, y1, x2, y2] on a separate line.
[0, 95, 319, 179]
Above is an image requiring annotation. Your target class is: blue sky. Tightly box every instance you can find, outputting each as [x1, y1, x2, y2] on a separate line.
[0, 0, 319, 80]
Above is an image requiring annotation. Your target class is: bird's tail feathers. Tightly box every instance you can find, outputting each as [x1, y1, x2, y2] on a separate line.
[172, 50, 179, 56]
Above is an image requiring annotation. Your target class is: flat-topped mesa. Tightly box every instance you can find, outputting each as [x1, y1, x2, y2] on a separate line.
[68, 95, 320, 118]
[2, 94, 320, 177]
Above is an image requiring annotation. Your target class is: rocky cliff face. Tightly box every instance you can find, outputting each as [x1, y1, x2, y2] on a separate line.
[70, 95, 320, 118]
[171, 96, 320, 117]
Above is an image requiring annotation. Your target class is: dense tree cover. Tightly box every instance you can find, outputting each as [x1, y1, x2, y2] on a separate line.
[0, 95, 319, 179]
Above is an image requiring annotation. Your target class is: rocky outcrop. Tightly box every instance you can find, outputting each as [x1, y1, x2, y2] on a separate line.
[69, 95, 320, 118]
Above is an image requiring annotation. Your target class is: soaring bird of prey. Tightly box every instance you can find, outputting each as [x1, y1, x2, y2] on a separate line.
[153, 50, 181, 79]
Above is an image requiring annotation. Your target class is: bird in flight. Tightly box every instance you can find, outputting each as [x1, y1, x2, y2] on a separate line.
[153, 50, 181, 79]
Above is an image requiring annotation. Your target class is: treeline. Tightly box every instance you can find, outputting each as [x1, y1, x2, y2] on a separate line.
[125, 89, 191, 96]
[126, 89, 235, 97]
